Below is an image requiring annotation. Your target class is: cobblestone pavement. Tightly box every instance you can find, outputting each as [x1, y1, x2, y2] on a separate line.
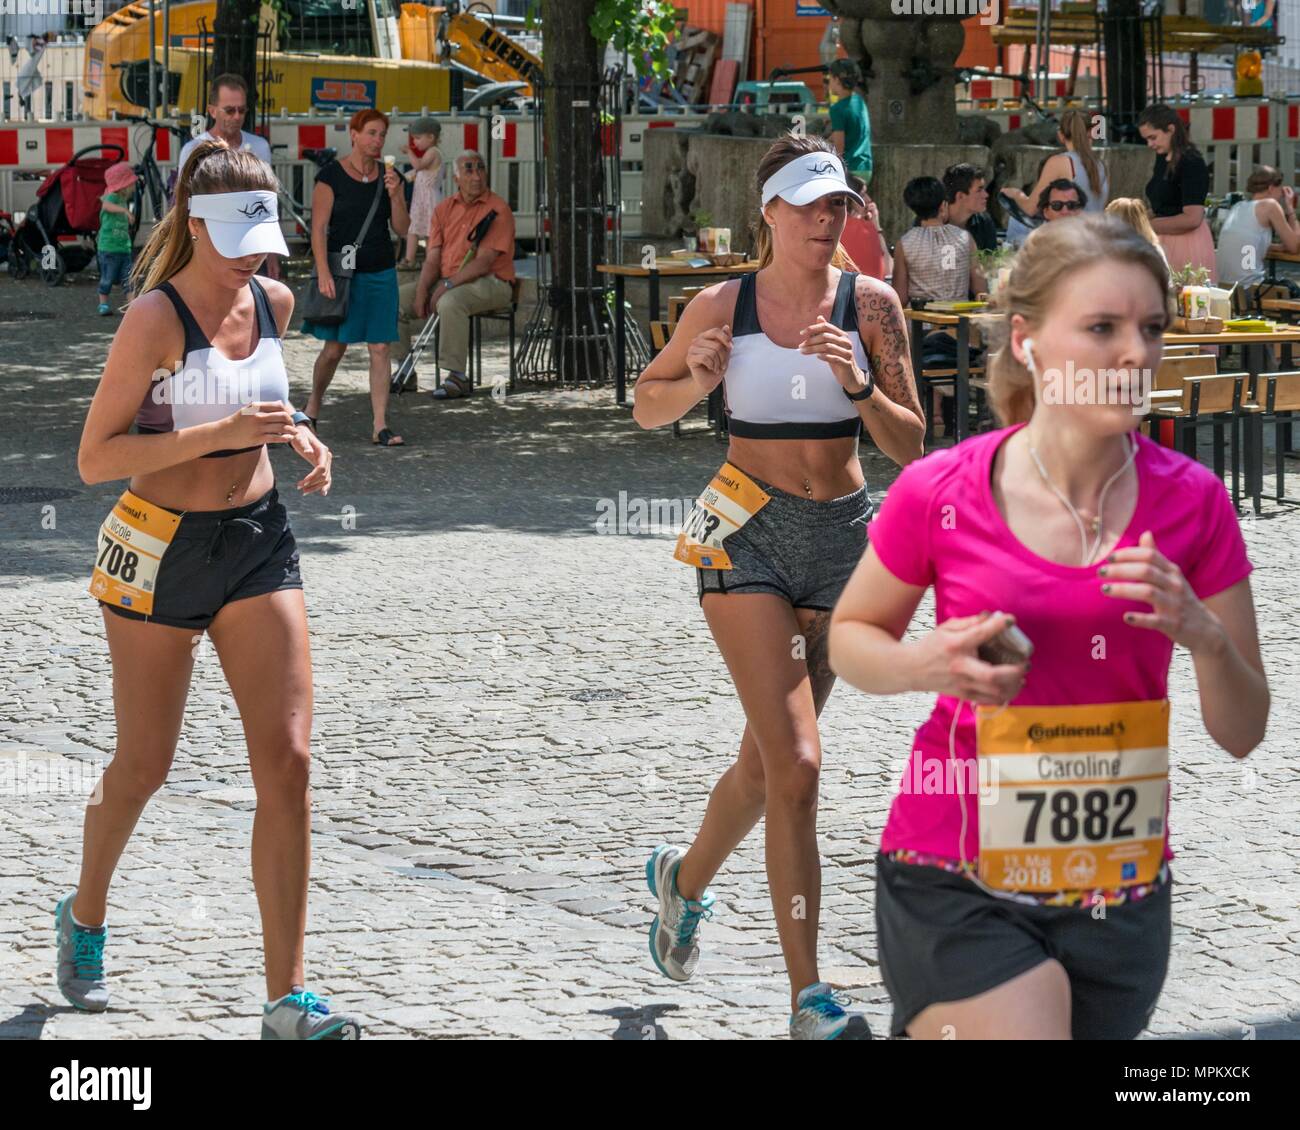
[1, 274, 1298, 1040]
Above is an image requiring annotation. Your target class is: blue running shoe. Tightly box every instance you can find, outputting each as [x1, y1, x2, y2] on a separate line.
[55, 894, 109, 1012]
[261, 987, 362, 1040]
[789, 981, 872, 1040]
[646, 844, 715, 982]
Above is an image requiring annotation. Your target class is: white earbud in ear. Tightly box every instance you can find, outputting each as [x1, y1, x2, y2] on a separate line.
[1022, 337, 1037, 374]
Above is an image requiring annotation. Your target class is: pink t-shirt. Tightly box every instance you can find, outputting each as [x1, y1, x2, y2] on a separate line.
[870, 423, 1252, 863]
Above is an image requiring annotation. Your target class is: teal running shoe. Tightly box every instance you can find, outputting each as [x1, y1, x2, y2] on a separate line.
[789, 981, 872, 1040]
[55, 894, 109, 1012]
[261, 987, 362, 1040]
[646, 844, 715, 982]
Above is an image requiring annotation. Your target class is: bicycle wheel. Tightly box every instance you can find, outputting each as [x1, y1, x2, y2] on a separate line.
[128, 177, 143, 243]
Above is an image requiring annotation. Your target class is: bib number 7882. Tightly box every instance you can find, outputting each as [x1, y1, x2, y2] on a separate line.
[1015, 786, 1139, 845]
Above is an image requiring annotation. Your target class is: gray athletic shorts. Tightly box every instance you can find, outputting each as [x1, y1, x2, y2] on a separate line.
[696, 472, 872, 611]
[875, 853, 1172, 1039]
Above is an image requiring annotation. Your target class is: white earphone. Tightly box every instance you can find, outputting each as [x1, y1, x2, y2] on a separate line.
[1021, 337, 1037, 375]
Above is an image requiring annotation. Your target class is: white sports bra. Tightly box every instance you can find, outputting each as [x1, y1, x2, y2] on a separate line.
[722, 270, 869, 439]
[136, 277, 290, 458]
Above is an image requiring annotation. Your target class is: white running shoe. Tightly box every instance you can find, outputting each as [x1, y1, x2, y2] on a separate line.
[261, 988, 362, 1040]
[646, 844, 715, 982]
[55, 895, 109, 1012]
[789, 981, 873, 1040]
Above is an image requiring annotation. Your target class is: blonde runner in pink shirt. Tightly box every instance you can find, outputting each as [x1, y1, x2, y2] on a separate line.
[829, 215, 1267, 1041]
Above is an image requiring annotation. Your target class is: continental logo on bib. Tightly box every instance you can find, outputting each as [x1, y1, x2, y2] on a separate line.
[1027, 719, 1126, 743]
[673, 462, 771, 571]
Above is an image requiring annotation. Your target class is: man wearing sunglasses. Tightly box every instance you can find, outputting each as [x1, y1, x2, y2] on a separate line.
[176, 74, 280, 278]
[1038, 178, 1088, 222]
[398, 149, 517, 399]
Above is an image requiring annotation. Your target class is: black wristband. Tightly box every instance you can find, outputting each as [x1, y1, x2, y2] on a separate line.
[844, 371, 875, 401]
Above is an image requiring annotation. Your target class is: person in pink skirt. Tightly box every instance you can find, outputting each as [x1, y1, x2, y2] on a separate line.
[1139, 104, 1216, 283]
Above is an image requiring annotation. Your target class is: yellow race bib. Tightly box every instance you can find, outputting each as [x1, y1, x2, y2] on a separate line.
[88, 491, 181, 618]
[673, 462, 771, 570]
[976, 699, 1169, 893]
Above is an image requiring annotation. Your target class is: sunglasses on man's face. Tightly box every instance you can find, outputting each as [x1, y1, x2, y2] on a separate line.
[217, 105, 247, 116]
[460, 161, 486, 172]
[1047, 199, 1084, 212]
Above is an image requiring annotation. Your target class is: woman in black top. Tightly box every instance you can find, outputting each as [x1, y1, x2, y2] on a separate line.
[303, 108, 410, 446]
[1138, 103, 1216, 283]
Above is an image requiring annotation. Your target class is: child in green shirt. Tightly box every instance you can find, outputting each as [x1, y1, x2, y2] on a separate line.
[97, 162, 137, 315]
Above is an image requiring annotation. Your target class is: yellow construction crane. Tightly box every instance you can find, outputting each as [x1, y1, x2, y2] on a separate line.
[399, 3, 541, 94]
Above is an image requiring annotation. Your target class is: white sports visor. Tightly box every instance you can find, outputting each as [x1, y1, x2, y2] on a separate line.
[188, 190, 289, 259]
[760, 152, 865, 209]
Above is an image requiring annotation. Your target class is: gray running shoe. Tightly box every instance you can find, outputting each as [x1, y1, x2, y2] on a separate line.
[55, 894, 109, 1012]
[261, 988, 362, 1040]
[789, 981, 873, 1040]
[646, 844, 715, 982]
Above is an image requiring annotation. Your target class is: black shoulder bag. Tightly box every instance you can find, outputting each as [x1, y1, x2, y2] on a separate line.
[302, 173, 384, 326]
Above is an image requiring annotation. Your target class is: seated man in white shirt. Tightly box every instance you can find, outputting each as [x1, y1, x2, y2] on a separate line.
[177, 73, 280, 279]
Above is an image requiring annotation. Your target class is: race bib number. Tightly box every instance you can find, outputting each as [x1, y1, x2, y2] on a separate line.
[673, 462, 771, 570]
[976, 699, 1169, 892]
[88, 491, 181, 618]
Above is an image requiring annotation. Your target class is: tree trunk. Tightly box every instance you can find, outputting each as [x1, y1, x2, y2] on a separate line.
[211, 0, 262, 122]
[541, 0, 606, 383]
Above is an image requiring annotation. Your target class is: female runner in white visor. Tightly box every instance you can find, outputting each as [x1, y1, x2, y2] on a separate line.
[634, 134, 924, 1038]
[70, 140, 362, 1039]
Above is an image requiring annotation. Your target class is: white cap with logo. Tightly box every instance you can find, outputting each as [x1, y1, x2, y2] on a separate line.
[760, 151, 864, 209]
[188, 190, 289, 258]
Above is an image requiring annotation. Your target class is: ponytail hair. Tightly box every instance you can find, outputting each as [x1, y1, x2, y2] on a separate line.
[130, 139, 278, 296]
[1059, 107, 1104, 198]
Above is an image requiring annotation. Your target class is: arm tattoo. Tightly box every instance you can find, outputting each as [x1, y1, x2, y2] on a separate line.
[855, 277, 923, 419]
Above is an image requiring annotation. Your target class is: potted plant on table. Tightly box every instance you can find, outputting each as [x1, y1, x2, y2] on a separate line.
[683, 209, 712, 253]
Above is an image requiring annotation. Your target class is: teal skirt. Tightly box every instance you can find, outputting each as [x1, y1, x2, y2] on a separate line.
[304, 266, 399, 344]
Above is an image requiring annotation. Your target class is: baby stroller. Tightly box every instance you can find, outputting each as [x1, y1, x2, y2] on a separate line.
[10, 143, 126, 286]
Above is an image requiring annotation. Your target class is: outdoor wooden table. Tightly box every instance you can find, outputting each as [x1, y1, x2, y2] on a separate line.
[598, 259, 760, 405]
[1165, 325, 1300, 462]
[904, 306, 986, 442]
[1162, 325, 1300, 395]
[1265, 245, 1300, 280]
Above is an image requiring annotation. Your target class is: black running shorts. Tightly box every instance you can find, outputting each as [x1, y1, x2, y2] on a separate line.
[875, 852, 1172, 1039]
[99, 488, 302, 632]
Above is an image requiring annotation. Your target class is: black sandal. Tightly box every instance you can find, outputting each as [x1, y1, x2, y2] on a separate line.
[372, 428, 406, 446]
